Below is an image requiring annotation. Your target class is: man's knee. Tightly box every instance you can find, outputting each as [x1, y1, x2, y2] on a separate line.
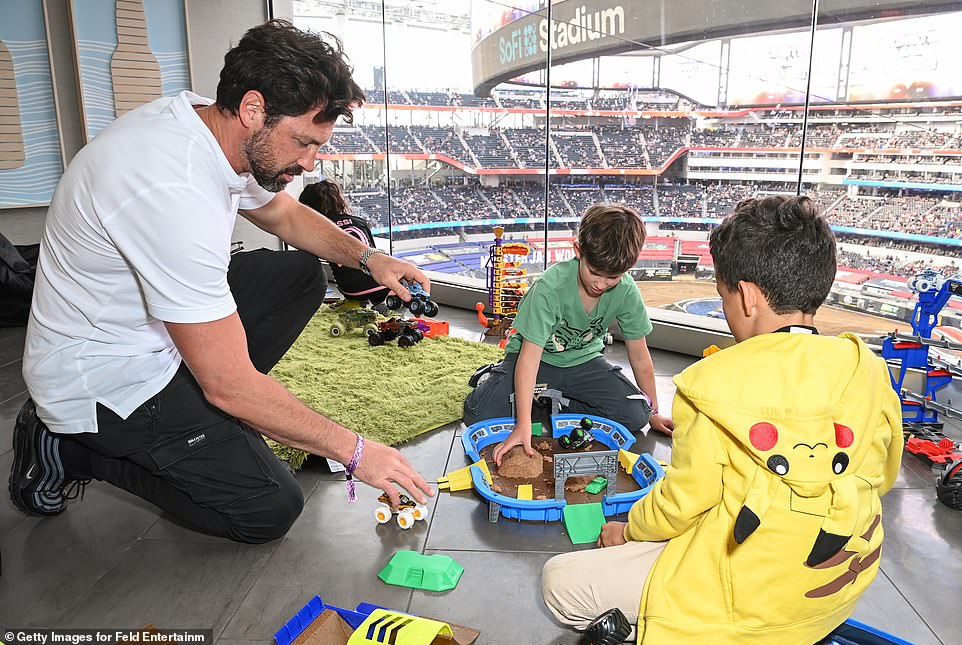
[229, 476, 304, 544]
[291, 250, 327, 296]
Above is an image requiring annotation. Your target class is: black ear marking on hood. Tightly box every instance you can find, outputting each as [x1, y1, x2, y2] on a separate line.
[734, 506, 761, 544]
[806, 529, 851, 567]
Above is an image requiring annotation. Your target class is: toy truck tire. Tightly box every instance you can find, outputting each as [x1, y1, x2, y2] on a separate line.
[413, 504, 429, 521]
[398, 334, 415, 348]
[385, 294, 403, 311]
[423, 301, 439, 317]
[368, 332, 384, 346]
[560, 427, 588, 450]
[364, 324, 378, 337]
[374, 504, 392, 524]
[397, 509, 416, 529]
[409, 300, 424, 316]
[330, 322, 346, 337]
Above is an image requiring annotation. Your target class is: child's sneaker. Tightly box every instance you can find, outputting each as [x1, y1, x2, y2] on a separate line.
[8, 399, 85, 516]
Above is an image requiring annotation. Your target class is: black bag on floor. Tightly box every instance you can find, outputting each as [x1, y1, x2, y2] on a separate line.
[0, 232, 39, 327]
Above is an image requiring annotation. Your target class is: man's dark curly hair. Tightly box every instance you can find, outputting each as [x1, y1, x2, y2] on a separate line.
[216, 19, 365, 126]
[709, 195, 836, 315]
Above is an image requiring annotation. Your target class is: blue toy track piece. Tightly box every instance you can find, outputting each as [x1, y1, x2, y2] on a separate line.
[462, 414, 664, 522]
[274, 595, 392, 645]
[821, 618, 915, 645]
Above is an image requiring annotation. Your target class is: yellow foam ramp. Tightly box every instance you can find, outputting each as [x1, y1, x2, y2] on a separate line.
[438, 459, 492, 492]
[347, 608, 453, 644]
[517, 484, 533, 500]
[618, 449, 641, 475]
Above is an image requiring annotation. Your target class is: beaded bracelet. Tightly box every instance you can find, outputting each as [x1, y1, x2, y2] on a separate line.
[345, 434, 365, 503]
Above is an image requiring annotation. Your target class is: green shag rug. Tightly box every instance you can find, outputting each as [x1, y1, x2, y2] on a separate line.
[267, 308, 504, 469]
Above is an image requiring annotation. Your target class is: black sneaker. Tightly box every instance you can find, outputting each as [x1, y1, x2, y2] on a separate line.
[468, 362, 497, 388]
[8, 399, 81, 516]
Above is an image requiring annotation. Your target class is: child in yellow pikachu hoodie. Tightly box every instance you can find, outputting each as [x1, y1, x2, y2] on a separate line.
[627, 330, 902, 643]
[541, 195, 903, 644]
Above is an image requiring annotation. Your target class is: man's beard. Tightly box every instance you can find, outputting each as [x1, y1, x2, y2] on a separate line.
[245, 126, 302, 192]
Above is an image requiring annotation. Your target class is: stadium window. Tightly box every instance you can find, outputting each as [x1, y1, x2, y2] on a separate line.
[293, 0, 962, 354]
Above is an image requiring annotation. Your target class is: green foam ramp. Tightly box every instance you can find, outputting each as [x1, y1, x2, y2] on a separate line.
[378, 549, 464, 592]
[562, 503, 607, 545]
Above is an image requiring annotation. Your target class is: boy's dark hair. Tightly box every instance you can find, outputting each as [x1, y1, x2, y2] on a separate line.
[216, 19, 365, 126]
[709, 195, 836, 315]
[299, 179, 351, 216]
[577, 204, 646, 275]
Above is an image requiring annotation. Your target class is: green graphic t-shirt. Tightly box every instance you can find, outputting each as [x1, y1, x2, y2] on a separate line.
[504, 258, 652, 367]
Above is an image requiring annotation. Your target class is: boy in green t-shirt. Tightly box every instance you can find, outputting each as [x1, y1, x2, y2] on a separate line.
[464, 204, 674, 464]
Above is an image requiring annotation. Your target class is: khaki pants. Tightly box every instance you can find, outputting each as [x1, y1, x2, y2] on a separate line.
[542, 540, 667, 633]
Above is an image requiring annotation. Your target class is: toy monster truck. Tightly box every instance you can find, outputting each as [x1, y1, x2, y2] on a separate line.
[374, 492, 429, 529]
[330, 307, 379, 338]
[385, 280, 439, 317]
[559, 417, 595, 450]
[368, 317, 430, 348]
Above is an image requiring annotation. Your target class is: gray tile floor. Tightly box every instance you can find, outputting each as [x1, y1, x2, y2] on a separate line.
[1, 307, 960, 644]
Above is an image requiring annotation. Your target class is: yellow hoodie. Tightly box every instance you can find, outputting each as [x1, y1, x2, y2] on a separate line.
[627, 332, 903, 644]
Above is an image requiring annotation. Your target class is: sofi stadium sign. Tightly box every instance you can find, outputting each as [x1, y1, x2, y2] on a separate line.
[497, 5, 626, 65]
[471, 0, 954, 96]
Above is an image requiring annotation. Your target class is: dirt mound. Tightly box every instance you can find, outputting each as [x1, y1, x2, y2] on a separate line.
[497, 447, 545, 479]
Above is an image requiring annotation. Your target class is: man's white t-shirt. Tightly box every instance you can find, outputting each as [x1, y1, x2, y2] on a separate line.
[24, 91, 274, 434]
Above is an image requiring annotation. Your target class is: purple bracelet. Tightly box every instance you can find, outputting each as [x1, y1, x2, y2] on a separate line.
[345, 434, 365, 503]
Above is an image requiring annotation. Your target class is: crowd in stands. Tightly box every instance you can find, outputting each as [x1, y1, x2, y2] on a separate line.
[641, 124, 690, 166]
[320, 118, 962, 173]
[594, 127, 645, 168]
[343, 178, 962, 244]
[850, 168, 962, 185]
[503, 128, 554, 168]
[836, 249, 961, 278]
[415, 126, 474, 166]
[827, 196, 884, 227]
[836, 233, 962, 259]
[553, 132, 604, 167]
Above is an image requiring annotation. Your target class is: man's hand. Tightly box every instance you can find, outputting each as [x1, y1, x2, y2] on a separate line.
[492, 422, 534, 466]
[366, 252, 430, 303]
[597, 521, 629, 548]
[351, 438, 435, 508]
[649, 412, 675, 437]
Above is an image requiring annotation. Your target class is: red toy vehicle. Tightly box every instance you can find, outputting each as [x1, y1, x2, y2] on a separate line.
[368, 317, 430, 348]
[905, 436, 962, 465]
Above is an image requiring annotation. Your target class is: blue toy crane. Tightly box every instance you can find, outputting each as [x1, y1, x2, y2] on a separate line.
[880, 269, 962, 424]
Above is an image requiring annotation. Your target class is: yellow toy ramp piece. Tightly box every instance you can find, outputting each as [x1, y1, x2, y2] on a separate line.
[618, 449, 641, 475]
[347, 608, 453, 644]
[517, 484, 533, 500]
[437, 459, 492, 492]
[703, 344, 722, 357]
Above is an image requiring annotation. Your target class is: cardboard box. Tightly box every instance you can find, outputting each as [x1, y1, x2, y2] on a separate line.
[289, 608, 480, 645]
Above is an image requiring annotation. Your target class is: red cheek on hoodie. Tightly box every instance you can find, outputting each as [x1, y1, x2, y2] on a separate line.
[834, 423, 854, 448]
[749, 422, 778, 451]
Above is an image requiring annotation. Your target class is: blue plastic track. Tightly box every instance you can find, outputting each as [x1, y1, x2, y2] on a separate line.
[461, 414, 664, 521]
[274, 595, 390, 645]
